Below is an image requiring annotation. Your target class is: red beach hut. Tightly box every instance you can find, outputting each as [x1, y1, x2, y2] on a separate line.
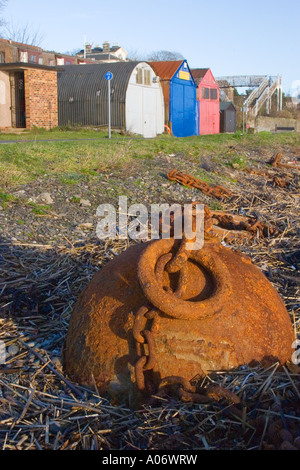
[191, 68, 220, 135]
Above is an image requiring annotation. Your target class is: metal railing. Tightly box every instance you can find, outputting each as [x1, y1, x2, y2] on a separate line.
[251, 75, 282, 116]
[216, 75, 267, 88]
[244, 76, 269, 108]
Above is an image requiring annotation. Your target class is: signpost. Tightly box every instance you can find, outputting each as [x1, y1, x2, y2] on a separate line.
[105, 72, 113, 139]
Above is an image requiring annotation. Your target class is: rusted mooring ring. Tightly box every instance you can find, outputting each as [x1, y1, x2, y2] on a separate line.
[137, 238, 233, 321]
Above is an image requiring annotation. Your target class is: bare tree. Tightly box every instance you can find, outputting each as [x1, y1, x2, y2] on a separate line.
[126, 48, 148, 61]
[147, 50, 184, 62]
[0, 0, 8, 35]
[127, 48, 185, 63]
[3, 20, 44, 46]
[64, 48, 82, 56]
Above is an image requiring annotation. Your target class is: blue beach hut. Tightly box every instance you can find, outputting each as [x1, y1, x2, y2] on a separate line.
[149, 60, 197, 137]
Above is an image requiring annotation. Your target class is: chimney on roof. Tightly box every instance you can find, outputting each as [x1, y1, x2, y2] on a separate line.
[84, 43, 92, 57]
[103, 41, 110, 52]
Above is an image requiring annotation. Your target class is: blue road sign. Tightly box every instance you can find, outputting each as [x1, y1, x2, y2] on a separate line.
[105, 71, 113, 81]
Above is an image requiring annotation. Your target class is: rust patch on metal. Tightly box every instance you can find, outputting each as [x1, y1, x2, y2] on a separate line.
[269, 152, 283, 167]
[158, 202, 275, 243]
[64, 223, 294, 405]
[273, 176, 289, 188]
[166, 169, 233, 200]
[269, 152, 300, 171]
[210, 209, 278, 239]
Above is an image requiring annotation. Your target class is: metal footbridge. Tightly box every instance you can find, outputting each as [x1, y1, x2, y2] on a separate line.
[216, 75, 283, 116]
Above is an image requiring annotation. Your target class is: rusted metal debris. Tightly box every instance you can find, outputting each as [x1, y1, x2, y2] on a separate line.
[272, 176, 289, 188]
[244, 169, 293, 189]
[244, 168, 294, 189]
[154, 376, 241, 405]
[243, 160, 296, 191]
[210, 209, 278, 240]
[64, 214, 294, 406]
[166, 169, 232, 199]
[268, 152, 300, 171]
[159, 202, 278, 242]
[269, 152, 283, 168]
[243, 168, 269, 177]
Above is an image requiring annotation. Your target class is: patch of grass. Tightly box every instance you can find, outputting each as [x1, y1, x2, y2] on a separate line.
[0, 126, 123, 141]
[0, 132, 299, 186]
[31, 126, 48, 135]
[80, 168, 99, 176]
[132, 153, 154, 160]
[208, 201, 224, 211]
[0, 191, 18, 208]
[227, 155, 248, 169]
[59, 172, 87, 185]
[222, 175, 239, 184]
[0, 191, 18, 203]
[28, 202, 52, 215]
[193, 168, 216, 184]
[70, 197, 81, 204]
[133, 178, 145, 187]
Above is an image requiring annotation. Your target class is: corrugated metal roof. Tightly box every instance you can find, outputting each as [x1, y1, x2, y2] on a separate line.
[57, 62, 141, 127]
[148, 61, 183, 80]
[58, 61, 140, 103]
[191, 68, 209, 85]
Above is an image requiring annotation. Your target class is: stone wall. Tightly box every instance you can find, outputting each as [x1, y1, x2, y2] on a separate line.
[254, 116, 300, 133]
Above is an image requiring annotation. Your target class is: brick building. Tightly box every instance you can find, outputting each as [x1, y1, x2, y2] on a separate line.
[0, 63, 58, 130]
[0, 38, 118, 131]
[0, 38, 85, 130]
[0, 38, 90, 66]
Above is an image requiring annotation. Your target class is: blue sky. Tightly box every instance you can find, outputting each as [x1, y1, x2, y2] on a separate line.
[2, 0, 299, 93]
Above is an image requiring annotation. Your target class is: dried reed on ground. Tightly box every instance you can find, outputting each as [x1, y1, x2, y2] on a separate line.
[0, 160, 299, 451]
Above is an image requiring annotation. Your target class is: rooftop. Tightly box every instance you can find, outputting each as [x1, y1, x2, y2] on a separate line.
[148, 60, 183, 80]
[191, 68, 209, 85]
[0, 37, 42, 51]
[220, 102, 236, 111]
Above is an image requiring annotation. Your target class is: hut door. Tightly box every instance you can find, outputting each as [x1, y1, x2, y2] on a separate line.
[183, 84, 196, 137]
[212, 114, 218, 134]
[172, 83, 184, 137]
[199, 100, 210, 135]
[227, 110, 236, 132]
[142, 87, 157, 138]
[171, 82, 196, 137]
[14, 72, 26, 128]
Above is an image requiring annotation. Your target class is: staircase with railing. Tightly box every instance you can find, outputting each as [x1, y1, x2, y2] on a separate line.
[217, 75, 283, 117]
[244, 75, 282, 117]
[243, 76, 269, 109]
